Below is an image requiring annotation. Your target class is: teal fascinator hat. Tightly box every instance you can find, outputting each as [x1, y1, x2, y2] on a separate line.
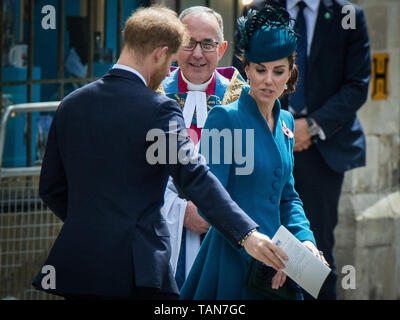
[237, 6, 297, 63]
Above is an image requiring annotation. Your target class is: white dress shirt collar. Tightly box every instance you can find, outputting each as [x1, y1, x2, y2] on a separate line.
[112, 64, 147, 86]
[287, 0, 320, 12]
[286, 0, 320, 57]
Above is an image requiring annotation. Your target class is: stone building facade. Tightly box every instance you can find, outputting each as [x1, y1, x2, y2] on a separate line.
[334, 0, 400, 300]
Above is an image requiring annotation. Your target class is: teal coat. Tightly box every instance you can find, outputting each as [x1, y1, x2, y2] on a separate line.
[180, 86, 316, 300]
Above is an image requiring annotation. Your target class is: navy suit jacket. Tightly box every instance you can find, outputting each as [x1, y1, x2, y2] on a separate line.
[236, 0, 371, 173]
[35, 68, 258, 298]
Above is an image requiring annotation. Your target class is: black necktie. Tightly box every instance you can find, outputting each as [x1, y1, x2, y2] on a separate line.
[290, 1, 308, 114]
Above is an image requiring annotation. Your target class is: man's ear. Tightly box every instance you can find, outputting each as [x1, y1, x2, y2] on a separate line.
[154, 46, 169, 63]
[217, 41, 228, 61]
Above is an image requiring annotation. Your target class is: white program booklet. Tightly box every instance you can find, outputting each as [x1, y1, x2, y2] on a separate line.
[271, 226, 331, 299]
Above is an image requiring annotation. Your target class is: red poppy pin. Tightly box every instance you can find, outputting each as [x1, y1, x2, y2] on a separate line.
[282, 120, 294, 139]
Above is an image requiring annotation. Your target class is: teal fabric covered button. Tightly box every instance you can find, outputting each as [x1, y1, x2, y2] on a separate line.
[272, 182, 280, 191]
[270, 195, 279, 204]
[274, 168, 282, 177]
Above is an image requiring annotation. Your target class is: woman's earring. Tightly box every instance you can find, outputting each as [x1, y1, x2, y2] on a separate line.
[284, 84, 288, 90]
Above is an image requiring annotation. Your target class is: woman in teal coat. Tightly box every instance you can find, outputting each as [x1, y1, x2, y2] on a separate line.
[180, 6, 326, 300]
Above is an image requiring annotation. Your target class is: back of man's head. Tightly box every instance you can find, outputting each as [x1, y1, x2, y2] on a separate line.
[179, 6, 224, 42]
[124, 6, 188, 57]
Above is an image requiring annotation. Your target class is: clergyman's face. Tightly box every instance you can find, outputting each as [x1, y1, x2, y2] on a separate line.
[177, 14, 227, 85]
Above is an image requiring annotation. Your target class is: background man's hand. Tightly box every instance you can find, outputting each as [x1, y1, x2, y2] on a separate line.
[294, 118, 312, 152]
[183, 201, 210, 235]
[243, 231, 288, 271]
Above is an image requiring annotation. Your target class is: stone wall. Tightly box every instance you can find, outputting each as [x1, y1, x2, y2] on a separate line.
[334, 0, 400, 300]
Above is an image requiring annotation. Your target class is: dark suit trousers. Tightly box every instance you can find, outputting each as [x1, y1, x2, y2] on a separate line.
[293, 145, 344, 300]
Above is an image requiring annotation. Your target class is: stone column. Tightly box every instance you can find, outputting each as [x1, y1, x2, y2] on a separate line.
[334, 0, 400, 299]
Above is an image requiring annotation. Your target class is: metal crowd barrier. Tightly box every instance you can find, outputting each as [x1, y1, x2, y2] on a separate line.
[0, 102, 63, 300]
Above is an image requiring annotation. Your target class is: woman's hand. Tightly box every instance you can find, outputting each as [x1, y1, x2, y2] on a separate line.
[271, 270, 287, 289]
[302, 240, 330, 267]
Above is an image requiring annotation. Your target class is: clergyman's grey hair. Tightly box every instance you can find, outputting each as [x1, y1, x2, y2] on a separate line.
[179, 6, 224, 43]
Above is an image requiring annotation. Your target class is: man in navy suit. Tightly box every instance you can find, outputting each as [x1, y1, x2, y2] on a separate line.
[34, 6, 288, 300]
[234, 0, 371, 299]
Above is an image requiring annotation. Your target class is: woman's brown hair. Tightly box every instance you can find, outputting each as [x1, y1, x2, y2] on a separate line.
[284, 53, 299, 95]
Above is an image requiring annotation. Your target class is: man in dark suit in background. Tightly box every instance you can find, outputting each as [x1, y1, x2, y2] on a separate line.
[234, 0, 371, 299]
[34, 6, 288, 300]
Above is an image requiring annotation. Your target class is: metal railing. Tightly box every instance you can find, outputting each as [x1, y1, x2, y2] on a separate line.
[0, 102, 63, 300]
[0, 102, 59, 178]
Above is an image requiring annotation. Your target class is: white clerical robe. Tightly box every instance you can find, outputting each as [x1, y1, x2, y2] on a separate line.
[160, 75, 211, 277]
